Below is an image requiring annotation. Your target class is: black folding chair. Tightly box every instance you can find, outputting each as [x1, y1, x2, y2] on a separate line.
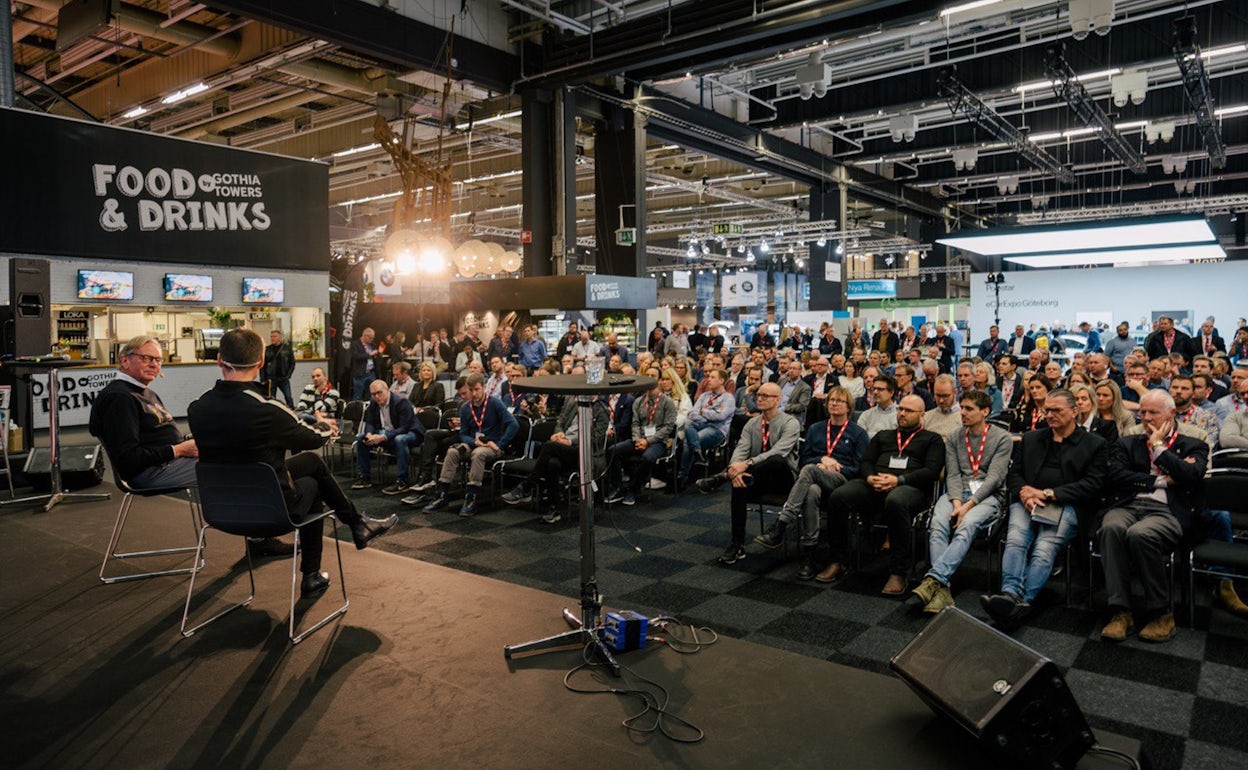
[181, 463, 348, 645]
[1188, 468, 1248, 627]
[99, 449, 204, 584]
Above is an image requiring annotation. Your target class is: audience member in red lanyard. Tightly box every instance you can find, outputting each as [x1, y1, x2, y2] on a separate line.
[1185, 319, 1225, 361]
[1213, 362, 1248, 424]
[675, 368, 735, 485]
[1145, 316, 1191, 362]
[817, 394, 944, 594]
[1011, 374, 1053, 434]
[603, 379, 677, 507]
[1170, 375, 1219, 450]
[996, 353, 1026, 413]
[424, 373, 519, 517]
[912, 390, 1012, 614]
[696, 382, 801, 567]
[753, 386, 868, 580]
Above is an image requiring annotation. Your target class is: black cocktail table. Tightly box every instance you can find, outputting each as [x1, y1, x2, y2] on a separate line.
[503, 373, 656, 674]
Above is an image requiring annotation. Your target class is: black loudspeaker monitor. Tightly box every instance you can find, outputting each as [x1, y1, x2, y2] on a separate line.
[9, 258, 51, 357]
[890, 607, 1095, 770]
[23, 444, 105, 491]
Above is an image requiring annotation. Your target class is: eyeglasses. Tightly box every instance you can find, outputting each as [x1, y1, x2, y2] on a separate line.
[126, 353, 162, 365]
[1043, 407, 1070, 415]
[896, 407, 923, 414]
[755, 393, 780, 400]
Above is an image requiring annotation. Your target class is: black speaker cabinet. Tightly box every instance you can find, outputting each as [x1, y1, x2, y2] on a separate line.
[9, 258, 51, 357]
[23, 444, 105, 491]
[890, 608, 1095, 770]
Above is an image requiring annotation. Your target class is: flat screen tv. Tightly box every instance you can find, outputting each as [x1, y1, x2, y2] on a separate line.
[77, 270, 134, 301]
[242, 277, 284, 304]
[164, 274, 213, 302]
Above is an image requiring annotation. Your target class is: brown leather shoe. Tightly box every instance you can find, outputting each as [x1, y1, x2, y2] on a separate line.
[815, 562, 848, 583]
[1100, 610, 1134, 642]
[882, 573, 908, 596]
[1214, 580, 1248, 617]
[1139, 612, 1176, 643]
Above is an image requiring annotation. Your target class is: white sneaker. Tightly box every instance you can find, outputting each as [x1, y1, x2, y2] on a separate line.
[647, 477, 667, 490]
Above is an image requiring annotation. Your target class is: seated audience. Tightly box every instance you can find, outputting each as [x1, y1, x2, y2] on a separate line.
[503, 397, 609, 524]
[296, 366, 341, 421]
[1098, 389, 1208, 644]
[819, 395, 945, 595]
[353, 380, 421, 495]
[912, 390, 1011, 613]
[423, 373, 519, 516]
[402, 377, 469, 501]
[981, 389, 1108, 627]
[856, 374, 899, 438]
[390, 361, 416, 400]
[604, 377, 677, 506]
[922, 374, 961, 438]
[675, 368, 734, 484]
[408, 361, 446, 409]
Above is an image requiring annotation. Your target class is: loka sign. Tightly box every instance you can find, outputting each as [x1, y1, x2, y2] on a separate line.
[722, 272, 762, 306]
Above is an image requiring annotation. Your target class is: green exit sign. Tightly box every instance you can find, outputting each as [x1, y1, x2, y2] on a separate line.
[615, 227, 637, 246]
[712, 223, 744, 235]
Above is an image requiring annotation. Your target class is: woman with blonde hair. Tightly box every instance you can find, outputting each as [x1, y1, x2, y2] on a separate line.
[1070, 383, 1118, 443]
[672, 356, 696, 390]
[973, 361, 1004, 415]
[658, 366, 692, 431]
[1094, 379, 1135, 436]
[409, 360, 444, 408]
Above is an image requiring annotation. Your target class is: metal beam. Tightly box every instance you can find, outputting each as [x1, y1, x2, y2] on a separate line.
[525, 0, 943, 87]
[1044, 44, 1146, 175]
[936, 67, 1075, 185]
[1172, 16, 1227, 169]
[206, 0, 519, 93]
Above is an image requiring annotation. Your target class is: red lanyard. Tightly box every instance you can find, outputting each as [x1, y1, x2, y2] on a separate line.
[866, 390, 875, 408]
[1029, 408, 1042, 430]
[646, 396, 661, 422]
[1150, 430, 1179, 474]
[964, 428, 989, 477]
[761, 419, 771, 451]
[1177, 407, 1194, 424]
[609, 394, 620, 418]
[486, 376, 501, 397]
[896, 428, 918, 457]
[826, 420, 849, 456]
[704, 391, 722, 412]
[469, 400, 487, 431]
[1163, 331, 1175, 352]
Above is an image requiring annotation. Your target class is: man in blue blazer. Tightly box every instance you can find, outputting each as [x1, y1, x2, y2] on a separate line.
[353, 379, 420, 495]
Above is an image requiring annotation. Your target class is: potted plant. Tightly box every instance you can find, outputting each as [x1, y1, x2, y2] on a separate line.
[59, 337, 83, 360]
[296, 339, 316, 359]
[208, 308, 232, 328]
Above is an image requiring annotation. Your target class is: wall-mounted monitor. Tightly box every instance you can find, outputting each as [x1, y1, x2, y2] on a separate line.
[164, 273, 213, 302]
[242, 277, 284, 304]
[77, 270, 134, 301]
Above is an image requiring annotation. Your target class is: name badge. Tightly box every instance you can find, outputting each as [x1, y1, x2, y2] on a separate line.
[644, 426, 657, 438]
[888, 456, 909, 470]
[968, 479, 984, 495]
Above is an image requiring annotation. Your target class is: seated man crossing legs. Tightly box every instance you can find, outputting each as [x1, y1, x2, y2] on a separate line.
[910, 390, 1012, 613]
[675, 368, 734, 485]
[604, 378, 677, 506]
[754, 386, 868, 580]
[695, 382, 801, 565]
[503, 398, 609, 523]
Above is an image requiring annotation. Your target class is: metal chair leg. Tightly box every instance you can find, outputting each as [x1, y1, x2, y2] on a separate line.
[289, 516, 350, 644]
[181, 529, 255, 637]
[100, 491, 206, 584]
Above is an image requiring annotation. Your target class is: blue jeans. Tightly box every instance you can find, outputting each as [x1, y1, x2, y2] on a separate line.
[356, 432, 419, 482]
[678, 424, 724, 478]
[1000, 501, 1078, 602]
[927, 490, 1001, 586]
[352, 374, 370, 400]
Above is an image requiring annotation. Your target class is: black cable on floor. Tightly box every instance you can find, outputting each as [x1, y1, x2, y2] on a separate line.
[563, 642, 705, 744]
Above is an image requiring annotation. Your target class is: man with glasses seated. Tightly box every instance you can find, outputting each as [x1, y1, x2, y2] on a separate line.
[1098, 390, 1208, 644]
[856, 374, 899, 439]
[90, 335, 200, 491]
[696, 382, 801, 566]
[817, 395, 944, 595]
[754, 386, 868, 580]
[675, 368, 734, 486]
[353, 380, 421, 496]
[981, 389, 1108, 627]
[424, 373, 519, 517]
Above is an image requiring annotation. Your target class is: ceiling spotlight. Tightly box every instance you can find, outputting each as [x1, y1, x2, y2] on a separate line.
[952, 148, 978, 171]
[835, 241, 845, 255]
[746, 252, 756, 263]
[737, 243, 746, 253]
[889, 114, 918, 143]
[884, 254, 896, 266]
[686, 244, 697, 258]
[850, 237, 860, 248]
[1161, 155, 1186, 174]
[795, 258, 805, 268]
[1111, 69, 1147, 108]
[1145, 120, 1175, 143]
[701, 243, 711, 255]
[760, 240, 770, 252]
[816, 235, 827, 247]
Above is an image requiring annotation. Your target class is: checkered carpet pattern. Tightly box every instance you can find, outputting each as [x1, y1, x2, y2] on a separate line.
[342, 473, 1248, 770]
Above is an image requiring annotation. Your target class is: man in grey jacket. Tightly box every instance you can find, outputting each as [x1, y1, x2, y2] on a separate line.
[910, 390, 1012, 614]
[604, 379, 677, 506]
[778, 359, 813, 428]
[696, 382, 801, 565]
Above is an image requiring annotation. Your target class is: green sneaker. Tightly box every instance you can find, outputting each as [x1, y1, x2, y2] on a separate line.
[923, 584, 956, 614]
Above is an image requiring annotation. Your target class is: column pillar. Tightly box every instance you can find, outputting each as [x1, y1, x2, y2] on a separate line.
[593, 95, 646, 277]
[521, 88, 554, 276]
[807, 183, 845, 311]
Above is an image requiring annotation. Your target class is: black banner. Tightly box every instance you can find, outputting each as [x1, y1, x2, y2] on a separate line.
[0, 108, 329, 270]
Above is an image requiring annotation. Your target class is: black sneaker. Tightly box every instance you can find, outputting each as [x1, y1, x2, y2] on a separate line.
[717, 543, 746, 565]
[350, 477, 372, 490]
[754, 520, 787, 550]
[541, 509, 562, 524]
[381, 480, 410, 496]
[603, 488, 625, 504]
[502, 486, 533, 505]
[622, 490, 636, 506]
[400, 493, 427, 506]
[411, 479, 438, 493]
[696, 472, 728, 494]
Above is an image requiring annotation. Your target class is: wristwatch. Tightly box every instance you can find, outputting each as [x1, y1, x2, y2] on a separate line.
[1044, 488, 1056, 501]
